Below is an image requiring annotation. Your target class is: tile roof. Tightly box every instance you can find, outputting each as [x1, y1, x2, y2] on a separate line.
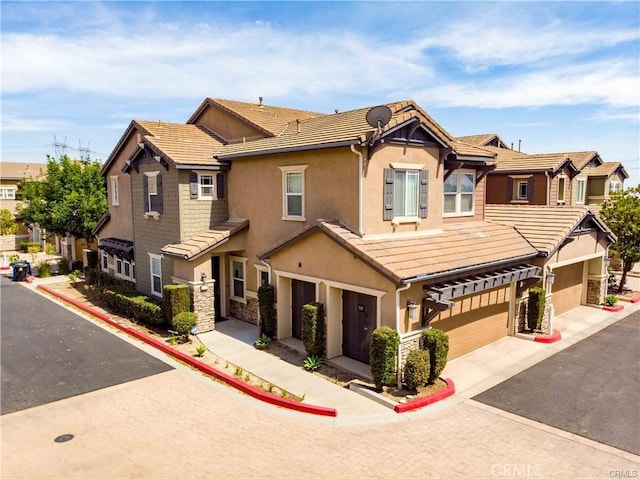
[484, 204, 611, 255]
[189, 98, 325, 136]
[490, 151, 572, 173]
[588, 162, 628, 179]
[451, 141, 496, 159]
[160, 219, 249, 260]
[0, 162, 45, 180]
[135, 120, 226, 167]
[216, 100, 456, 159]
[260, 220, 537, 284]
[561, 151, 600, 171]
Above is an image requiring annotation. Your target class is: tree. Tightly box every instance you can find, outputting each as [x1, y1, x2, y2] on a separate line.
[599, 186, 640, 293]
[0, 209, 19, 235]
[18, 155, 107, 243]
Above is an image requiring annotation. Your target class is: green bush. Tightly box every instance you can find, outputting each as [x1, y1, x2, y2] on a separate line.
[103, 289, 163, 325]
[370, 326, 400, 391]
[58, 257, 71, 275]
[19, 241, 41, 253]
[404, 349, 431, 392]
[605, 294, 618, 306]
[45, 243, 56, 255]
[258, 284, 276, 338]
[527, 287, 546, 330]
[172, 311, 198, 339]
[163, 284, 191, 324]
[37, 261, 51, 278]
[422, 328, 449, 384]
[301, 302, 325, 357]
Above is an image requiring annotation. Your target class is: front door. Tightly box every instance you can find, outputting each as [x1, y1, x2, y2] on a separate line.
[291, 279, 315, 339]
[211, 256, 223, 322]
[342, 291, 377, 364]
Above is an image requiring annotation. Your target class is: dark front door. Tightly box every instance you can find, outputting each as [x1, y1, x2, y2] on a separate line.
[211, 256, 223, 322]
[342, 291, 377, 364]
[291, 279, 315, 339]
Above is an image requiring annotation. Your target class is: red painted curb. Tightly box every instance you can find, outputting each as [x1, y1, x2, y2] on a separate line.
[630, 295, 640, 304]
[37, 285, 337, 418]
[393, 378, 455, 413]
[534, 329, 562, 344]
[603, 304, 624, 312]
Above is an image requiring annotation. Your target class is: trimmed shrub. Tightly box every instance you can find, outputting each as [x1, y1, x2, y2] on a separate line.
[163, 284, 191, 324]
[301, 302, 325, 357]
[527, 287, 546, 330]
[37, 261, 51, 278]
[404, 349, 431, 392]
[370, 326, 400, 392]
[86, 250, 100, 269]
[258, 284, 276, 338]
[102, 289, 163, 325]
[45, 243, 56, 255]
[58, 257, 71, 275]
[19, 241, 41, 253]
[422, 328, 449, 384]
[172, 312, 198, 339]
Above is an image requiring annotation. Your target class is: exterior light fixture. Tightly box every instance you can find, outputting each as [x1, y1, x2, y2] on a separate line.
[406, 300, 418, 320]
[200, 272, 208, 291]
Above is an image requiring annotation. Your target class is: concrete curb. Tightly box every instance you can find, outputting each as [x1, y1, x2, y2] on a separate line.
[602, 304, 624, 312]
[534, 329, 562, 344]
[37, 284, 338, 418]
[394, 378, 456, 413]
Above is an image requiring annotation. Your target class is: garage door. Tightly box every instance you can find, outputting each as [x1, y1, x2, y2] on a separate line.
[431, 286, 510, 359]
[552, 262, 584, 315]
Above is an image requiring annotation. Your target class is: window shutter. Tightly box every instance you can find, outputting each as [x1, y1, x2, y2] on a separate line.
[507, 177, 514, 201]
[216, 173, 225, 199]
[156, 174, 163, 214]
[383, 168, 394, 220]
[527, 177, 534, 201]
[143, 175, 149, 213]
[419, 170, 429, 218]
[189, 172, 198, 199]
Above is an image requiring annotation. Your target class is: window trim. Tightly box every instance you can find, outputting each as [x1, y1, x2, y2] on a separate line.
[393, 169, 420, 220]
[279, 165, 308, 221]
[255, 264, 270, 288]
[114, 257, 136, 282]
[144, 171, 161, 218]
[230, 256, 247, 302]
[110, 176, 119, 206]
[443, 169, 475, 217]
[576, 178, 586, 204]
[149, 253, 163, 297]
[609, 181, 621, 193]
[198, 173, 215, 200]
[0, 187, 16, 199]
[101, 251, 109, 272]
[516, 180, 528, 200]
[557, 176, 566, 204]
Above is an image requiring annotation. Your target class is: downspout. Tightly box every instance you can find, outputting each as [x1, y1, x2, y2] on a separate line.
[261, 258, 272, 284]
[395, 282, 411, 388]
[350, 144, 365, 236]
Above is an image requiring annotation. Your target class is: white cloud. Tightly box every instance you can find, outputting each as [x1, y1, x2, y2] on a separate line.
[1, 116, 67, 132]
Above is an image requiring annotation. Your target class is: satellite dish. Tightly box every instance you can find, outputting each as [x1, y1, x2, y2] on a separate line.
[366, 105, 392, 130]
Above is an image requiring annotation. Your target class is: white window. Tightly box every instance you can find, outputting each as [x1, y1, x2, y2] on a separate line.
[516, 180, 528, 200]
[199, 174, 214, 199]
[444, 170, 475, 216]
[279, 165, 308, 220]
[116, 257, 123, 275]
[557, 177, 566, 203]
[230, 257, 247, 301]
[609, 181, 621, 193]
[576, 179, 586, 204]
[115, 257, 135, 282]
[110, 176, 119, 206]
[149, 253, 162, 297]
[394, 170, 420, 218]
[101, 251, 109, 271]
[255, 265, 270, 287]
[0, 187, 16, 199]
[144, 171, 162, 215]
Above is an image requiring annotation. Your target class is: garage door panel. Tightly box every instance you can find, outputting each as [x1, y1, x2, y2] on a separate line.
[552, 262, 583, 315]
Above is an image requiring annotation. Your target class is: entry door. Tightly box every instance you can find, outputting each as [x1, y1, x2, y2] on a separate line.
[211, 256, 223, 322]
[342, 291, 377, 364]
[291, 279, 315, 339]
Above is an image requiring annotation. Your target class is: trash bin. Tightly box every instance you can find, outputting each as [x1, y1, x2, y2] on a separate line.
[12, 261, 31, 281]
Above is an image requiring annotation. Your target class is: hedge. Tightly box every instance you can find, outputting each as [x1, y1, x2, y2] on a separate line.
[102, 289, 163, 325]
[422, 328, 449, 384]
[404, 349, 431, 392]
[163, 284, 191, 324]
[258, 284, 276, 338]
[527, 287, 546, 331]
[370, 326, 400, 391]
[172, 311, 198, 339]
[301, 302, 325, 357]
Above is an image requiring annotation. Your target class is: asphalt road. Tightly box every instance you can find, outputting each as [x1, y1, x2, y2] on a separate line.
[473, 309, 640, 455]
[0, 276, 173, 415]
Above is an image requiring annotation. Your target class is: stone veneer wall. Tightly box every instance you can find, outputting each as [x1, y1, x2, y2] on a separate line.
[399, 331, 422, 380]
[587, 276, 606, 305]
[516, 295, 552, 334]
[230, 296, 259, 325]
[190, 280, 215, 333]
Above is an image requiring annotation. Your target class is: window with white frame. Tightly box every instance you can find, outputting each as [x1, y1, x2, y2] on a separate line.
[609, 181, 621, 193]
[279, 165, 307, 220]
[101, 251, 109, 271]
[255, 265, 270, 287]
[199, 174, 214, 199]
[516, 180, 528, 200]
[0, 187, 16, 199]
[444, 170, 475, 215]
[110, 176, 119, 206]
[149, 253, 162, 297]
[576, 179, 586, 204]
[230, 257, 246, 300]
[394, 170, 419, 217]
[144, 171, 162, 215]
[383, 167, 428, 221]
[557, 176, 566, 203]
[115, 257, 135, 281]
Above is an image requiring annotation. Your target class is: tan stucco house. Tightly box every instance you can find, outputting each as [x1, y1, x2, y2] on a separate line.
[95, 99, 615, 368]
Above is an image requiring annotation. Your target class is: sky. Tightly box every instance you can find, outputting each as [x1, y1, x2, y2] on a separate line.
[2, 1, 639, 186]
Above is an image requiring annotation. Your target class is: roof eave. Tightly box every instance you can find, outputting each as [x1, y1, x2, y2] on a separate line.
[217, 139, 360, 160]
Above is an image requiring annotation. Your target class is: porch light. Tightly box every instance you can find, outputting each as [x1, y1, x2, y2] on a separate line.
[200, 272, 208, 291]
[406, 300, 418, 320]
[546, 269, 555, 286]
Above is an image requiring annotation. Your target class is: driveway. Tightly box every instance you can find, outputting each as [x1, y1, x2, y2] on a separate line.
[1, 277, 173, 415]
[473, 310, 640, 455]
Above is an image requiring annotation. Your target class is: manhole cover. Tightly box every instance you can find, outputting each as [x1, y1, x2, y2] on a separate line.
[54, 434, 74, 443]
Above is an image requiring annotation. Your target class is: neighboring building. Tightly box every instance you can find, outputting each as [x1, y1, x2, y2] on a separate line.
[97, 99, 615, 367]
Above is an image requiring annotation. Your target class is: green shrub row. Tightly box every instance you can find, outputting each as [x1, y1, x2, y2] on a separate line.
[84, 267, 136, 293]
[422, 328, 449, 384]
[19, 241, 41, 252]
[102, 289, 163, 325]
[370, 326, 400, 391]
[258, 284, 277, 338]
[163, 284, 191, 324]
[302, 302, 325, 357]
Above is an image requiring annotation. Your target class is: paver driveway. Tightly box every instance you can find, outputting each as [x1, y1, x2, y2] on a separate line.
[473, 310, 640, 455]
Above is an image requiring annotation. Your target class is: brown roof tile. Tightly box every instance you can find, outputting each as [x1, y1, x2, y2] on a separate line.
[0, 162, 45, 180]
[588, 162, 628, 179]
[490, 151, 572, 173]
[161, 219, 249, 260]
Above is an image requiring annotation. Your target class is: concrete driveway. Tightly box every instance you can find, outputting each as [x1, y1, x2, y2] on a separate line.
[473, 310, 640, 455]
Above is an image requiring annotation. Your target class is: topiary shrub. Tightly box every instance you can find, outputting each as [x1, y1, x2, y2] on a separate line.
[172, 311, 198, 341]
[404, 349, 431, 392]
[301, 302, 325, 357]
[422, 328, 449, 384]
[370, 326, 400, 392]
[258, 284, 276, 338]
[527, 287, 546, 330]
[163, 284, 191, 324]
[37, 261, 51, 278]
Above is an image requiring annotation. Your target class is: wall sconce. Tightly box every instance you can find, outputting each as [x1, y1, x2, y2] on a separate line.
[200, 272, 208, 291]
[546, 270, 555, 286]
[406, 300, 418, 321]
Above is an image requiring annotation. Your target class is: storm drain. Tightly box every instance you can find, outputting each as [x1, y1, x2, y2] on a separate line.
[54, 434, 74, 443]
